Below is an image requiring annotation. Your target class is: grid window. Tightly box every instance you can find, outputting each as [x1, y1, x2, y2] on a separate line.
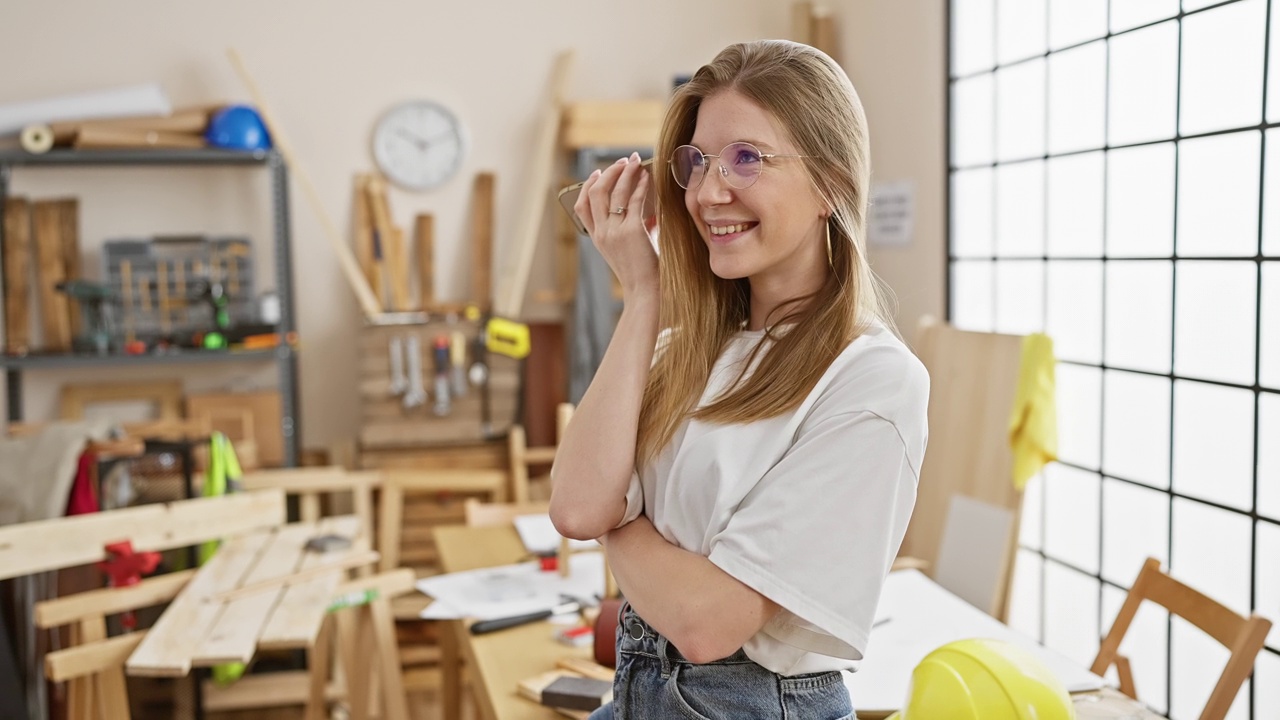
[949, 2, 1276, 715]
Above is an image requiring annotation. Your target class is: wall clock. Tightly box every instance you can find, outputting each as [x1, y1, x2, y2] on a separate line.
[372, 99, 466, 190]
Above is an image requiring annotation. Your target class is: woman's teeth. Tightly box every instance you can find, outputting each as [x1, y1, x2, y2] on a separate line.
[710, 223, 752, 236]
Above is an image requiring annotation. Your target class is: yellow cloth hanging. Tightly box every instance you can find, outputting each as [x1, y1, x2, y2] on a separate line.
[1008, 333, 1058, 490]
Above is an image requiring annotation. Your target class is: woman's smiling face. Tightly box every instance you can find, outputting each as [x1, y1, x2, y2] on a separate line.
[684, 89, 828, 287]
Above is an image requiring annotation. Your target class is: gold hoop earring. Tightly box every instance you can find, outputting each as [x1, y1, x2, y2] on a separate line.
[825, 218, 834, 267]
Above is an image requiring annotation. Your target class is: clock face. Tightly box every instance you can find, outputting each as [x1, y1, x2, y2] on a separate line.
[372, 100, 466, 190]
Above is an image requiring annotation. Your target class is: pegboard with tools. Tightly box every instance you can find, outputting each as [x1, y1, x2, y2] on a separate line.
[359, 315, 522, 448]
[102, 235, 257, 347]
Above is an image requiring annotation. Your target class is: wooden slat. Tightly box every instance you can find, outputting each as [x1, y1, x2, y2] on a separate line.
[4, 198, 33, 354]
[0, 490, 286, 581]
[35, 569, 196, 629]
[416, 214, 434, 310]
[354, 174, 377, 298]
[126, 530, 273, 677]
[193, 524, 313, 666]
[258, 516, 363, 649]
[202, 671, 341, 712]
[46, 632, 146, 683]
[471, 173, 494, 310]
[32, 199, 71, 352]
[57, 198, 81, 339]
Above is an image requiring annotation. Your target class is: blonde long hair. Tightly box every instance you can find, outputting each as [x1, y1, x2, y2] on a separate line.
[636, 39, 895, 462]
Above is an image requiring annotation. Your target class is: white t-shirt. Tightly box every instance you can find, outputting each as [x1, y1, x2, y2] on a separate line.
[618, 321, 929, 676]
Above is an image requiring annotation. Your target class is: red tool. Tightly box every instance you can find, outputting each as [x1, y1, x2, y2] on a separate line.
[97, 540, 161, 629]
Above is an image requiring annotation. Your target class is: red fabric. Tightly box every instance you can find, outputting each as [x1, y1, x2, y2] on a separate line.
[64, 451, 98, 516]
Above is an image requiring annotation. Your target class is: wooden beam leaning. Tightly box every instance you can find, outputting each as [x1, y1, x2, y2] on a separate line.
[0, 490, 286, 581]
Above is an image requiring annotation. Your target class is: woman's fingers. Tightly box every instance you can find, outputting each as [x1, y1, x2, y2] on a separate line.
[587, 157, 630, 230]
[574, 170, 601, 236]
[627, 168, 649, 220]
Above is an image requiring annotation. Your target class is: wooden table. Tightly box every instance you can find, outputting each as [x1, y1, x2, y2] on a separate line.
[126, 515, 368, 677]
[433, 524, 595, 720]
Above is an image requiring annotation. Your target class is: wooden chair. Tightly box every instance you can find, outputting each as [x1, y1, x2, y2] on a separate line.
[507, 402, 573, 503]
[898, 317, 1027, 621]
[45, 631, 148, 720]
[1091, 557, 1273, 720]
[240, 466, 380, 555]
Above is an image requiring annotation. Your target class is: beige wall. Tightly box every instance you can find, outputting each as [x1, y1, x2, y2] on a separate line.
[838, 0, 947, 347]
[0, 0, 945, 450]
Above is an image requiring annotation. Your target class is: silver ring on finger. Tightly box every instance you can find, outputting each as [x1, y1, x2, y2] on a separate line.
[610, 206, 626, 216]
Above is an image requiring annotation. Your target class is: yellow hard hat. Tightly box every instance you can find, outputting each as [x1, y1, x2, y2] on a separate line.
[885, 638, 1075, 720]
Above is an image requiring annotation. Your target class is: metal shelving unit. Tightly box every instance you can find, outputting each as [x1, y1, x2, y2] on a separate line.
[0, 147, 300, 466]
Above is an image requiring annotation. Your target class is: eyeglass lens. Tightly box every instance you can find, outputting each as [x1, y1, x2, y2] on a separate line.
[671, 142, 764, 190]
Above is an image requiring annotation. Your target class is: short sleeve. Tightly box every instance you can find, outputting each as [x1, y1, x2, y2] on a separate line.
[706, 410, 919, 660]
[616, 471, 645, 527]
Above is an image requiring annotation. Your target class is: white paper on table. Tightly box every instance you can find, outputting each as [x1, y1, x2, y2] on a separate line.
[416, 551, 605, 620]
[845, 570, 1105, 713]
[0, 84, 171, 136]
[512, 513, 598, 555]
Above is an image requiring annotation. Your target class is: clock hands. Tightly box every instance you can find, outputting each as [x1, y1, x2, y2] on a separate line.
[396, 128, 459, 153]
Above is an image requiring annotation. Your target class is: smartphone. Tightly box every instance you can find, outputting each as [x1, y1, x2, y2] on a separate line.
[557, 157, 656, 236]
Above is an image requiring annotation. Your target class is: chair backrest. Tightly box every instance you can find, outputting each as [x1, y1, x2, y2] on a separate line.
[899, 317, 1026, 621]
[463, 499, 553, 528]
[931, 495, 1017, 618]
[239, 467, 379, 542]
[1091, 557, 1273, 720]
[45, 632, 146, 720]
[507, 402, 575, 503]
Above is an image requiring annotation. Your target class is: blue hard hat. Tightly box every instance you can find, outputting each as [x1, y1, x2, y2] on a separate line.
[205, 105, 272, 150]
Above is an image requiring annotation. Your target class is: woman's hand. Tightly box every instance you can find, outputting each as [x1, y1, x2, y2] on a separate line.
[574, 152, 658, 299]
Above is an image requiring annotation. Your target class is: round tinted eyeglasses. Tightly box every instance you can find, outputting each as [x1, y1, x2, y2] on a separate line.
[669, 141, 809, 190]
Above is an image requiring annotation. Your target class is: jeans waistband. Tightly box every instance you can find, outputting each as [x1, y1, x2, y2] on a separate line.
[617, 602, 752, 668]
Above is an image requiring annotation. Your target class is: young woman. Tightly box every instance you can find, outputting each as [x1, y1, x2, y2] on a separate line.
[550, 39, 929, 719]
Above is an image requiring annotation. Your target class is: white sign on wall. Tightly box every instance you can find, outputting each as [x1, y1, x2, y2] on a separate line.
[868, 180, 916, 247]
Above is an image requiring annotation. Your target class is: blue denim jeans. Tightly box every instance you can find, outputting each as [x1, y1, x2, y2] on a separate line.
[587, 603, 853, 720]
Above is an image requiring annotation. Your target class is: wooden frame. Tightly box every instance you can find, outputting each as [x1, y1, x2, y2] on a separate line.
[58, 380, 184, 422]
[1091, 557, 1273, 720]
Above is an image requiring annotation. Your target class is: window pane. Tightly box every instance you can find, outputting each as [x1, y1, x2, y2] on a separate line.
[1103, 370, 1171, 488]
[1256, 652, 1280, 718]
[1044, 465, 1100, 573]
[1102, 477, 1170, 585]
[1046, 262, 1103, 363]
[1111, 0, 1179, 33]
[1107, 143, 1176, 257]
[1174, 261, 1258, 385]
[996, 60, 1046, 162]
[1101, 585, 1169, 716]
[1009, 549, 1043, 641]
[952, 261, 994, 331]
[1177, 132, 1261, 258]
[1171, 617, 1247, 720]
[1057, 364, 1102, 468]
[1043, 562, 1100, 667]
[952, 0, 995, 77]
[1180, 0, 1266, 136]
[1263, 263, 1279, 389]
[1021, 471, 1044, 551]
[1258, 520, 1280, 651]
[1172, 499, 1252, 615]
[996, 161, 1045, 257]
[1106, 262, 1172, 373]
[997, 0, 1046, 64]
[952, 168, 994, 257]
[995, 260, 1045, 334]
[1049, 0, 1107, 49]
[1108, 21, 1179, 145]
[1260, 394, 1280, 521]
[1173, 380, 1255, 511]
[1047, 152, 1104, 257]
[1261, 130, 1280, 255]
[1048, 41, 1106, 154]
[952, 74, 994, 167]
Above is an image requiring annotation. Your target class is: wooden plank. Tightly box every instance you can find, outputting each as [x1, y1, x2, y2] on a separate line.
[378, 481, 403, 573]
[202, 670, 340, 712]
[208, 550, 379, 604]
[0, 490, 286, 581]
[73, 126, 205, 150]
[257, 516, 363, 649]
[560, 101, 665, 150]
[59, 380, 184, 421]
[3, 197, 33, 354]
[192, 524, 313, 666]
[32, 199, 71, 352]
[812, 8, 839, 65]
[369, 596, 410, 720]
[416, 214, 434, 310]
[495, 50, 574, 318]
[126, 530, 272, 676]
[354, 174, 377, 295]
[57, 198, 82, 339]
[240, 467, 381, 493]
[35, 569, 196, 629]
[792, 1, 814, 45]
[45, 632, 146, 683]
[366, 176, 406, 311]
[471, 173, 494, 310]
